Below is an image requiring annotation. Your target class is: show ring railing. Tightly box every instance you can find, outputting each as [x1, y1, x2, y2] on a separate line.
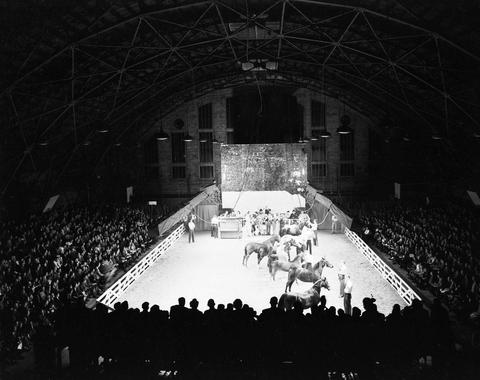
[97, 223, 186, 308]
[345, 227, 421, 305]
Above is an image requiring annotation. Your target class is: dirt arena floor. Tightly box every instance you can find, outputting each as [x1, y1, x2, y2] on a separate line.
[119, 231, 405, 314]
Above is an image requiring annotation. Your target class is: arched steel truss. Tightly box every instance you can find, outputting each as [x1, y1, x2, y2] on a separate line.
[1, 0, 479, 195]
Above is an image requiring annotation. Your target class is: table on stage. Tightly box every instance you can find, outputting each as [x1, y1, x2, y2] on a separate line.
[217, 217, 243, 239]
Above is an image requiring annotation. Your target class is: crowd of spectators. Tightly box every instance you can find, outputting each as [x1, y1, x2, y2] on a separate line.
[41, 296, 453, 379]
[356, 200, 480, 319]
[0, 205, 153, 360]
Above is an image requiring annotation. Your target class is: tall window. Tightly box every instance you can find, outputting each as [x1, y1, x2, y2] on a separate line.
[198, 103, 212, 130]
[171, 133, 186, 179]
[340, 133, 354, 161]
[144, 137, 159, 180]
[144, 137, 158, 164]
[199, 132, 213, 163]
[311, 138, 327, 179]
[226, 97, 234, 143]
[171, 133, 186, 163]
[340, 133, 355, 177]
[226, 97, 233, 129]
[311, 137, 326, 162]
[311, 100, 325, 128]
[199, 106, 214, 179]
[310, 99, 328, 180]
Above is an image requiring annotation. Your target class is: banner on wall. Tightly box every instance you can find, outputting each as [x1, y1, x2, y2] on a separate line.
[394, 183, 401, 199]
[157, 184, 220, 236]
[126, 186, 133, 204]
[43, 195, 60, 213]
[467, 190, 480, 206]
[305, 185, 352, 229]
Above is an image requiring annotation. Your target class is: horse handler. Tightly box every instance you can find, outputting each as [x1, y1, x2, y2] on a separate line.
[188, 218, 196, 243]
[211, 215, 218, 238]
[344, 275, 353, 315]
[338, 261, 347, 297]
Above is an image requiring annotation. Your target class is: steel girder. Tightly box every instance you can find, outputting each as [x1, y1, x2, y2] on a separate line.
[1, 0, 479, 195]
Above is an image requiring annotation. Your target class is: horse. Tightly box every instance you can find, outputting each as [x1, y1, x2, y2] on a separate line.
[278, 277, 330, 311]
[285, 257, 333, 292]
[277, 235, 305, 261]
[243, 235, 280, 266]
[268, 252, 305, 281]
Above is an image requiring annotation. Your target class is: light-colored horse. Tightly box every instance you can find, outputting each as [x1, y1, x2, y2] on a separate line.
[268, 252, 305, 281]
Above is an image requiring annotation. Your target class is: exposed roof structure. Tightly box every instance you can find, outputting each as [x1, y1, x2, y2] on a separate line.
[1, 0, 479, 193]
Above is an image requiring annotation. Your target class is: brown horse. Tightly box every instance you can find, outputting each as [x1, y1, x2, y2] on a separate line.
[243, 235, 280, 266]
[278, 277, 330, 310]
[268, 252, 305, 281]
[285, 257, 333, 292]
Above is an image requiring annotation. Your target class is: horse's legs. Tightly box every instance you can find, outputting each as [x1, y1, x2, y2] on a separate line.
[286, 271, 294, 292]
[243, 252, 250, 267]
[257, 250, 263, 267]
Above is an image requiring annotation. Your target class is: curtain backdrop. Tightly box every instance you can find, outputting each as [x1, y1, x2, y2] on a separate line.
[157, 184, 219, 236]
[309, 201, 331, 230]
[305, 185, 352, 229]
[194, 204, 219, 231]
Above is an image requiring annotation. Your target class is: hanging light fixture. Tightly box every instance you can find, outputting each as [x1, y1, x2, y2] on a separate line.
[155, 121, 169, 141]
[319, 129, 331, 138]
[95, 121, 109, 133]
[431, 132, 443, 141]
[183, 103, 194, 142]
[336, 96, 352, 135]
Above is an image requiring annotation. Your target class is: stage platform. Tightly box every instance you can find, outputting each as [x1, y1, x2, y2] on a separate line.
[118, 231, 406, 314]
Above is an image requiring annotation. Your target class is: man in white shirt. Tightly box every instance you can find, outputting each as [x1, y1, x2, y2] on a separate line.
[301, 223, 315, 255]
[188, 218, 195, 243]
[211, 215, 218, 238]
[312, 219, 318, 246]
[344, 275, 353, 315]
[331, 213, 339, 234]
[338, 261, 347, 297]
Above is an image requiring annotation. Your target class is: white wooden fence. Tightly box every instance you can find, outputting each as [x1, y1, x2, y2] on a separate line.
[345, 227, 421, 305]
[97, 224, 186, 308]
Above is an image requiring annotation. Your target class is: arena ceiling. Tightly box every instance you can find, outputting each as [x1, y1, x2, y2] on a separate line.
[1, 0, 480, 194]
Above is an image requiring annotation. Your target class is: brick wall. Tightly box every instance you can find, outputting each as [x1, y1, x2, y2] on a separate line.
[294, 88, 370, 194]
[138, 87, 371, 198]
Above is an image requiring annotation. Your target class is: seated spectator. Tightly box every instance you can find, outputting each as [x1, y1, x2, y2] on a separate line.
[0, 204, 154, 359]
